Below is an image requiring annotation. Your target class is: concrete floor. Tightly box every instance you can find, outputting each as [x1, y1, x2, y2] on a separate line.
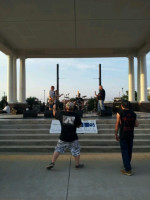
[0, 153, 150, 200]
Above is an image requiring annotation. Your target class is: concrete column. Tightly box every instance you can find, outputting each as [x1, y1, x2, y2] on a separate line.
[128, 56, 135, 102]
[7, 55, 13, 103]
[137, 56, 141, 101]
[13, 57, 17, 102]
[19, 57, 26, 103]
[140, 54, 148, 102]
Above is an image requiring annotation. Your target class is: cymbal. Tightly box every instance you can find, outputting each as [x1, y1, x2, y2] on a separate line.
[82, 96, 87, 98]
[64, 97, 69, 98]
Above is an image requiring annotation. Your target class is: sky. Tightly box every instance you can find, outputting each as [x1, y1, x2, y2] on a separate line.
[0, 51, 150, 102]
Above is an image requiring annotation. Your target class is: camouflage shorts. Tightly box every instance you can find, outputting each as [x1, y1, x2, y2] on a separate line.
[55, 139, 80, 156]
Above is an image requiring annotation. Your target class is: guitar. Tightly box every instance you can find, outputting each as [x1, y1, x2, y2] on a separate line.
[48, 93, 63, 104]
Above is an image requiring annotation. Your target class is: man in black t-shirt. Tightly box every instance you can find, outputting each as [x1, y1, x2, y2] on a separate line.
[115, 100, 138, 176]
[75, 93, 84, 111]
[46, 102, 84, 170]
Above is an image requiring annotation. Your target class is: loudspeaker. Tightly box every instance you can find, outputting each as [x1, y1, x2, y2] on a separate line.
[44, 110, 53, 118]
[99, 106, 112, 116]
[23, 110, 37, 118]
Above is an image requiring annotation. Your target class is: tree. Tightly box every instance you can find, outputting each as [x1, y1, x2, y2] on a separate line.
[122, 91, 137, 101]
[0, 96, 7, 109]
[122, 91, 128, 101]
[70, 98, 76, 102]
[147, 96, 150, 102]
[26, 97, 39, 109]
[87, 97, 97, 111]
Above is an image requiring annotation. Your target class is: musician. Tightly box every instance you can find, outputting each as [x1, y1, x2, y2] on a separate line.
[75, 93, 84, 111]
[48, 86, 55, 111]
[55, 90, 63, 110]
[95, 85, 105, 113]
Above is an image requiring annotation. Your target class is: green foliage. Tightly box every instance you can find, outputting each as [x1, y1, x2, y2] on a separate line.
[70, 98, 76, 102]
[122, 91, 137, 101]
[87, 97, 97, 111]
[122, 94, 128, 101]
[0, 96, 7, 109]
[26, 97, 39, 109]
[122, 90, 128, 101]
[147, 96, 150, 101]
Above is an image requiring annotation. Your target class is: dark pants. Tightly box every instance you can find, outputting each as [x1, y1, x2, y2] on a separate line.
[2, 111, 7, 113]
[120, 138, 133, 171]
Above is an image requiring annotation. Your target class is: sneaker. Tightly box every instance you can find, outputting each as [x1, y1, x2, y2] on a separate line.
[46, 162, 55, 170]
[75, 164, 84, 169]
[120, 169, 132, 176]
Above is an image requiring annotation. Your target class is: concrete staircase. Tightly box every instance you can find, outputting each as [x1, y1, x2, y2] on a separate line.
[0, 118, 150, 152]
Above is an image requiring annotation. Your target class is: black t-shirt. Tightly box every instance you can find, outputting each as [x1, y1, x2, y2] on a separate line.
[97, 89, 105, 101]
[119, 109, 136, 140]
[55, 111, 82, 142]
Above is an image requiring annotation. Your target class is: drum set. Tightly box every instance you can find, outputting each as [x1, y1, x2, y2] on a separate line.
[47, 92, 88, 113]
[59, 94, 88, 112]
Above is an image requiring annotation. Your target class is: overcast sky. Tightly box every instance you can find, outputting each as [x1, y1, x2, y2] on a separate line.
[0, 51, 150, 102]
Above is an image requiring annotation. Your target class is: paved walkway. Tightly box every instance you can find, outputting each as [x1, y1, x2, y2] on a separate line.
[0, 153, 150, 200]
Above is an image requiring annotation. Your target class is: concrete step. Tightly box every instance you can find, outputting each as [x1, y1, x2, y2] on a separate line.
[1, 128, 150, 134]
[0, 124, 50, 129]
[0, 145, 150, 152]
[96, 119, 150, 124]
[81, 146, 150, 152]
[0, 133, 149, 139]
[0, 139, 150, 146]
[0, 118, 150, 153]
[0, 134, 150, 140]
[98, 129, 150, 134]
[97, 124, 150, 129]
[0, 119, 52, 125]
[0, 134, 52, 139]
[0, 129, 49, 134]
[0, 146, 55, 152]
[0, 119, 150, 125]
[1, 124, 150, 130]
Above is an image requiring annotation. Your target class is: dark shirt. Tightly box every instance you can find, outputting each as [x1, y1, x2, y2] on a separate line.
[55, 111, 82, 142]
[119, 109, 136, 140]
[97, 89, 105, 101]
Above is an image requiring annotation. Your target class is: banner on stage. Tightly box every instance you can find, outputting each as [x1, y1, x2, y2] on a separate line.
[49, 120, 61, 133]
[50, 120, 97, 134]
[77, 120, 97, 133]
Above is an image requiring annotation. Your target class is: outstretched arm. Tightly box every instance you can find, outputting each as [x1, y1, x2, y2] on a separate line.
[115, 113, 120, 141]
[95, 91, 98, 97]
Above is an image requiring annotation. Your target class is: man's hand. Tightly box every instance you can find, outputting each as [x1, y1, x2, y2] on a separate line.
[115, 113, 120, 142]
[77, 123, 82, 128]
[115, 133, 119, 141]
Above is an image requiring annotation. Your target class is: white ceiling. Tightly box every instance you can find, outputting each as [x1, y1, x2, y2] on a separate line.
[0, 0, 150, 58]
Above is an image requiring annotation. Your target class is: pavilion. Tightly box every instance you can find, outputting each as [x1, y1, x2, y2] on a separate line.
[0, 0, 150, 103]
